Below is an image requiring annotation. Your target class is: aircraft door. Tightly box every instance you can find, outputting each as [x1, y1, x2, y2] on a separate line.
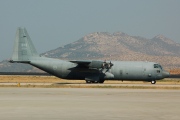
[119, 69, 124, 79]
[119, 68, 128, 80]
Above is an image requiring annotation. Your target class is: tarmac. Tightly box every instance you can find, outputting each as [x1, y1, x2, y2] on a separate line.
[1, 82, 180, 89]
[0, 88, 180, 120]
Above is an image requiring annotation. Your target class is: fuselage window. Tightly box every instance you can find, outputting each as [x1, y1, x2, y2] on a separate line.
[157, 70, 160, 73]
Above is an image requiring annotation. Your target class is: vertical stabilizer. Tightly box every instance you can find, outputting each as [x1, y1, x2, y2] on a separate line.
[11, 27, 39, 62]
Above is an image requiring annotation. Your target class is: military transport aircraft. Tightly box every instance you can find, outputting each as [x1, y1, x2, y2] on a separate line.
[9, 28, 170, 84]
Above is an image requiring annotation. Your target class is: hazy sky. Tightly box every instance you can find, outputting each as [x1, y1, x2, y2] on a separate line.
[0, 0, 180, 61]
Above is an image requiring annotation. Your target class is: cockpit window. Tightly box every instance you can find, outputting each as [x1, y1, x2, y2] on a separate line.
[154, 64, 159, 68]
[154, 64, 163, 70]
[159, 65, 163, 70]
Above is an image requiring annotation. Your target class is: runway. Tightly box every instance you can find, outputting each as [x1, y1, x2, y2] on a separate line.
[0, 88, 180, 120]
[1, 82, 180, 89]
[0, 75, 180, 89]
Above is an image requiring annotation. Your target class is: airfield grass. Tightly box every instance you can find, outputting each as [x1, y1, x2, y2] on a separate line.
[0, 75, 180, 89]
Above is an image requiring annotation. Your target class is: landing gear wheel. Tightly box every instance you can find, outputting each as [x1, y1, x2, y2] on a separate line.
[91, 81, 99, 84]
[86, 80, 92, 84]
[94, 81, 98, 83]
[151, 80, 156, 84]
[91, 81, 96, 83]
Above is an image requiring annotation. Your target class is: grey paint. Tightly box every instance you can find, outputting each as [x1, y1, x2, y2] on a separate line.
[10, 28, 170, 84]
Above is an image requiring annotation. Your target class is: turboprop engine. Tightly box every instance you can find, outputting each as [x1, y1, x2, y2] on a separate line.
[88, 61, 104, 69]
[88, 60, 113, 69]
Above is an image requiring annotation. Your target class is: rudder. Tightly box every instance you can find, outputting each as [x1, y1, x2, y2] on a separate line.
[11, 27, 39, 62]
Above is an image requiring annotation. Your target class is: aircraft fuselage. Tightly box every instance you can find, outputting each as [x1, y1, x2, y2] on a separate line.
[29, 57, 169, 83]
[10, 28, 170, 84]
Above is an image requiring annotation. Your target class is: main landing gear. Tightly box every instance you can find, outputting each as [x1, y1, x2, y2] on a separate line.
[86, 80, 105, 84]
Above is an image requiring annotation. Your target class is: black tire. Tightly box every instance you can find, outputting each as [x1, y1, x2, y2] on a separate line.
[86, 80, 92, 84]
[151, 80, 156, 84]
[91, 81, 95, 83]
[94, 81, 99, 83]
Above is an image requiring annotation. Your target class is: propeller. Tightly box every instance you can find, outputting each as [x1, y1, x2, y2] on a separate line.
[102, 60, 113, 70]
[109, 61, 114, 68]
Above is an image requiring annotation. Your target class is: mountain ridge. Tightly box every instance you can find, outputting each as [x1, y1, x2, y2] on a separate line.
[43, 32, 180, 58]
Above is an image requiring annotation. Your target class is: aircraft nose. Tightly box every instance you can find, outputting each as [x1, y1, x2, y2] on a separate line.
[162, 71, 170, 78]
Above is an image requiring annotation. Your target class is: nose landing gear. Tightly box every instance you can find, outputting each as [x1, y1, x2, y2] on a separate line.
[151, 80, 156, 84]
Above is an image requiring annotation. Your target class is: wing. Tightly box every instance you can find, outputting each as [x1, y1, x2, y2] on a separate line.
[69, 60, 104, 69]
[70, 60, 91, 64]
[69, 60, 91, 68]
[70, 60, 113, 69]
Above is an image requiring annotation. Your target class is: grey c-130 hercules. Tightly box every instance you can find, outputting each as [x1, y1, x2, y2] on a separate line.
[10, 28, 170, 84]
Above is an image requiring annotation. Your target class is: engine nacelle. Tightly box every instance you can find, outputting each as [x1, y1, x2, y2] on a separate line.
[89, 61, 104, 69]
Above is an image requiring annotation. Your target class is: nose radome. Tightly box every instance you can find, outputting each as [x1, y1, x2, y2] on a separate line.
[162, 71, 170, 78]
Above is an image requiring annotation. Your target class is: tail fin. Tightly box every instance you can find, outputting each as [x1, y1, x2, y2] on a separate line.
[10, 27, 39, 63]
